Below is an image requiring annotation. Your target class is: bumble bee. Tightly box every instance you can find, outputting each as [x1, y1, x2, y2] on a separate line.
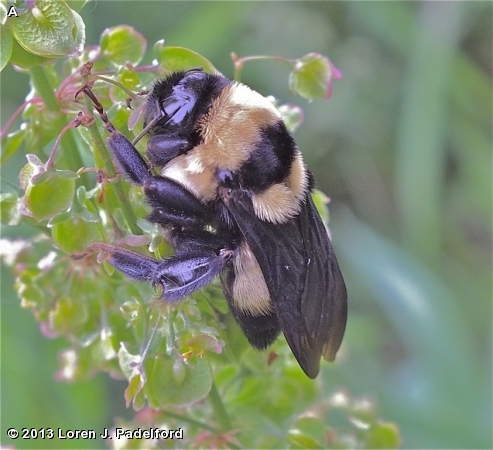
[84, 68, 347, 378]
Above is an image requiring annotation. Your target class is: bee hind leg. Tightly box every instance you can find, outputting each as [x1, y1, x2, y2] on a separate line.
[102, 243, 234, 302]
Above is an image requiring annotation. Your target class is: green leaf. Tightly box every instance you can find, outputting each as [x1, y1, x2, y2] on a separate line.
[100, 25, 147, 66]
[19, 160, 36, 192]
[18, 283, 47, 316]
[288, 417, 327, 449]
[145, 355, 213, 408]
[1, 128, 25, 166]
[65, 0, 89, 13]
[118, 343, 143, 381]
[49, 294, 88, 334]
[311, 189, 330, 224]
[0, 192, 21, 226]
[0, 3, 7, 25]
[289, 53, 341, 100]
[153, 43, 216, 73]
[288, 429, 321, 449]
[0, 24, 13, 71]
[49, 186, 99, 226]
[51, 215, 102, 254]
[350, 396, 378, 426]
[171, 358, 187, 385]
[278, 103, 304, 133]
[110, 68, 141, 103]
[91, 329, 118, 365]
[8, 36, 56, 68]
[24, 170, 76, 221]
[70, 8, 85, 55]
[107, 104, 133, 139]
[183, 334, 223, 355]
[119, 299, 145, 324]
[23, 109, 65, 152]
[125, 373, 145, 410]
[132, 388, 146, 411]
[53, 169, 80, 181]
[364, 421, 401, 449]
[10, 0, 84, 57]
[127, 96, 146, 131]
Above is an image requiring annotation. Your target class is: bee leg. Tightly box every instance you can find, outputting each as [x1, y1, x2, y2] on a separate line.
[102, 245, 160, 283]
[81, 85, 152, 185]
[143, 176, 214, 228]
[141, 175, 239, 255]
[152, 248, 235, 301]
[105, 132, 152, 185]
[104, 243, 234, 302]
[106, 133, 193, 183]
[147, 134, 192, 166]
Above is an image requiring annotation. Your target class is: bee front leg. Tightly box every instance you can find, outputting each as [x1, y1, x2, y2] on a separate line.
[106, 132, 196, 186]
[146, 134, 192, 167]
[143, 176, 214, 228]
[106, 132, 152, 185]
[81, 85, 153, 185]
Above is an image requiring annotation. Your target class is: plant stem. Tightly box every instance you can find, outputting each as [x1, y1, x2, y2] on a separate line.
[29, 65, 90, 189]
[208, 381, 233, 432]
[82, 94, 142, 236]
[161, 409, 219, 434]
[30, 65, 59, 111]
[231, 54, 294, 81]
[94, 75, 138, 99]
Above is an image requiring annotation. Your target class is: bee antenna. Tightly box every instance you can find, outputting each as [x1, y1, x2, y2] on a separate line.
[132, 98, 162, 145]
[76, 85, 115, 132]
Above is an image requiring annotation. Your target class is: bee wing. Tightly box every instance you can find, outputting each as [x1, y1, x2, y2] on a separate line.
[224, 189, 347, 378]
[298, 194, 348, 363]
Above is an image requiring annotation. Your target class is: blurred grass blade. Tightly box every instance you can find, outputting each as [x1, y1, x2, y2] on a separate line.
[394, 2, 464, 266]
[333, 209, 481, 392]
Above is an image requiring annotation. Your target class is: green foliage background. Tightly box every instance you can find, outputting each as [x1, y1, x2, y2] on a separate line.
[1, 1, 491, 449]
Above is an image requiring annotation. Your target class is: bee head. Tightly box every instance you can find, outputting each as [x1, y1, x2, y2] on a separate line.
[143, 69, 229, 136]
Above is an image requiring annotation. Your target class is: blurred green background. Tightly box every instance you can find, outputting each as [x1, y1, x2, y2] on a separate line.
[1, 1, 491, 448]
